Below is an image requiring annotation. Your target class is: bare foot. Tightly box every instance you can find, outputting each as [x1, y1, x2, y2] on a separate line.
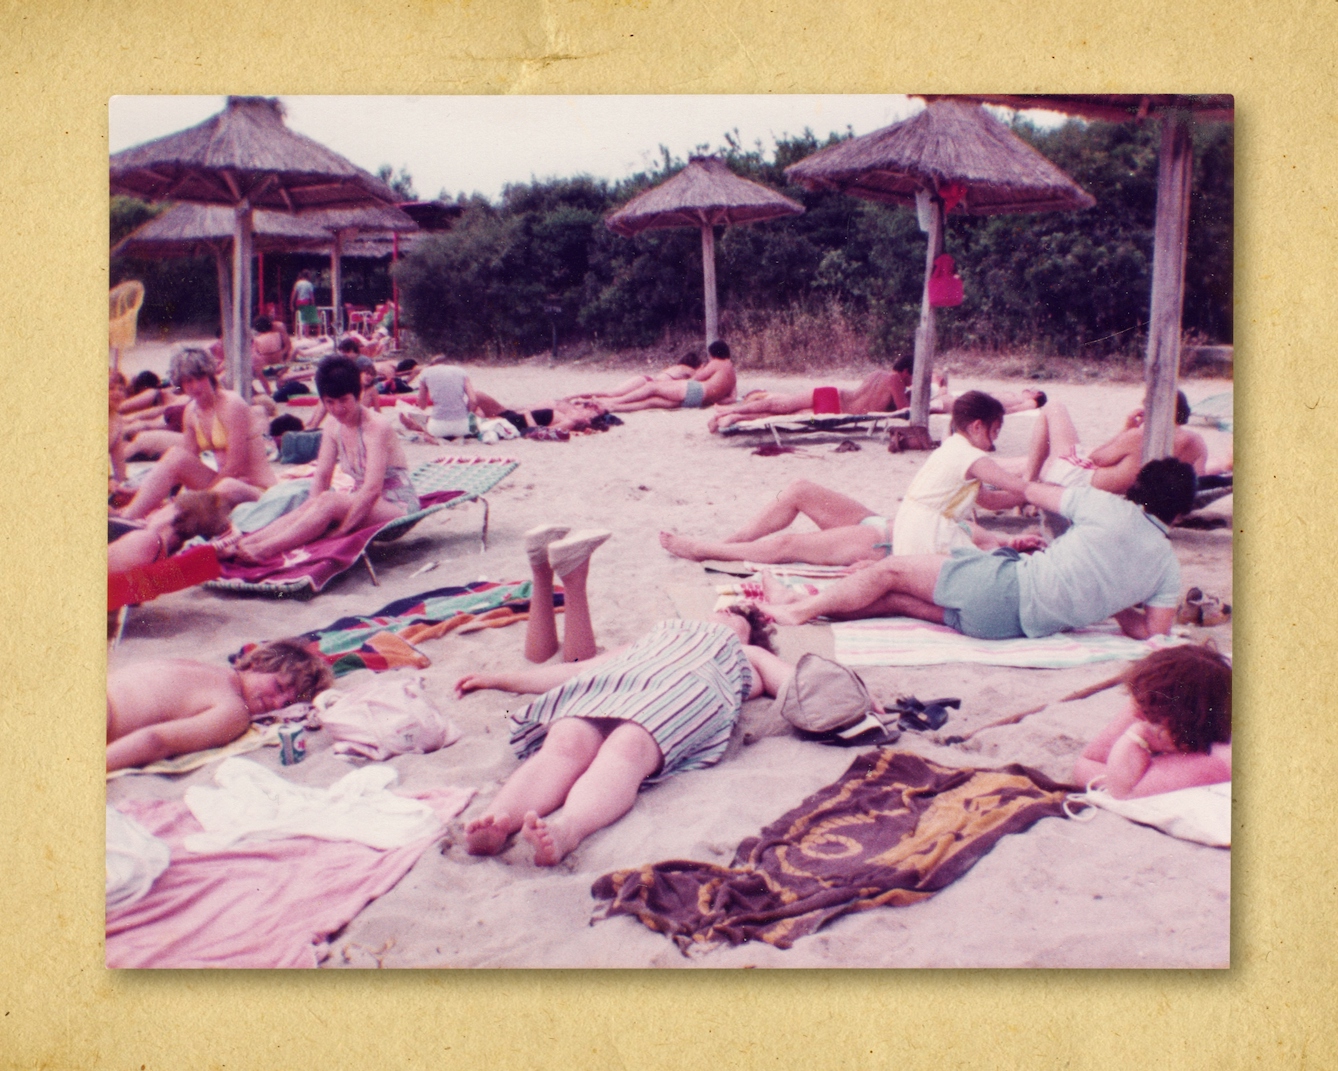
[464, 813, 515, 856]
[757, 600, 810, 627]
[658, 531, 708, 561]
[521, 810, 576, 866]
[757, 569, 799, 605]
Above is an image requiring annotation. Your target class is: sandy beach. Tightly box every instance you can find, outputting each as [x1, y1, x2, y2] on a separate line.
[108, 344, 1233, 968]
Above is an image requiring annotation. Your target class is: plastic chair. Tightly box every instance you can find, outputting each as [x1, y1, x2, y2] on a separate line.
[109, 281, 145, 371]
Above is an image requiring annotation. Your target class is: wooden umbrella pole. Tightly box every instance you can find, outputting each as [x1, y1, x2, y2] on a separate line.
[331, 230, 345, 337]
[1142, 111, 1194, 463]
[213, 246, 233, 370]
[945, 670, 1128, 744]
[700, 221, 718, 346]
[231, 203, 254, 402]
[910, 194, 943, 428]
[392, 231, 400, 348]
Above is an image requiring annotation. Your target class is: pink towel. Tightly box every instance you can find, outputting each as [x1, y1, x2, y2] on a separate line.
[106, 787, 472, 968]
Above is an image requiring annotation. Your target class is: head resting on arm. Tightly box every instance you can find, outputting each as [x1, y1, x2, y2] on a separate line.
[1124, 643, 1231, 752]
[233, 639, 335, 703]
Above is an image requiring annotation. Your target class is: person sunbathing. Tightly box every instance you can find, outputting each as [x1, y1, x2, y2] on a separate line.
[1071, 645, 1231, 798]
[605, 339, 738, 413]
[250, 314, 292, 396]
[1004, 391, 1207, 494]
[576, 349, 704, 402]
[108, 490, 231, 574]
[106, 640, 333, 772]
[455, 525, 791, 865]
[661, 392, 1038, 567]
[115, 347, 276, 521]
[215, 354, 419, 564]
[757, 458, 1197, 641]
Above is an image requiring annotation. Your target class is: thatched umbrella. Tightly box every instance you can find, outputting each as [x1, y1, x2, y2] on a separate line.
[109, 96, 399, 400]
[300, 204, 417, 337]
[606, 156, 804, 346]
[786, 99, 1095, 431]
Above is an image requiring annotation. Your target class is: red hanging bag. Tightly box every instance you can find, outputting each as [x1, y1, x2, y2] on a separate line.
[928, 253, 964, 308]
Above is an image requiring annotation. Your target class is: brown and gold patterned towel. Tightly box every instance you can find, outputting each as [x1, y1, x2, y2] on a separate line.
[591, 750, 1070, 953]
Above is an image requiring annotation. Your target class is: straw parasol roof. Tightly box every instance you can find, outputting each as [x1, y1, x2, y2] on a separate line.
[108, 96, 399, 213]
[606, 155, 804, 235]
[784, 99, 1095, 215]
[112, 204, 333, 258]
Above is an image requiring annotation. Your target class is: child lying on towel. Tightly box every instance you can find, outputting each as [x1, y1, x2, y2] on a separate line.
[454, 525, 792, 865]
[106, 640, 333, 772]
[1071, 645, 1231, 798]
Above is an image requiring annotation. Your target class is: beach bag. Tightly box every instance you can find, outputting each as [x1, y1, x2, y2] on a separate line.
[279, 429, 323, 464]
[313, 671, 461, 760]
[769, 654, 898, 746]
[928, 254, 964, 307]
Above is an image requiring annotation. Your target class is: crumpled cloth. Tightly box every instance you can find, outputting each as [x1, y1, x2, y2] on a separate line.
[313, 671, 460, 760]
[106, 804, 172, 911]
[181, 757, 441, 853]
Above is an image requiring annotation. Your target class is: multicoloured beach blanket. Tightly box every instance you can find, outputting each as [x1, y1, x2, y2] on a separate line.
[832, 617, 1187, 669]
[237, 579, 562, 677]
[592, 750, 1068, 954]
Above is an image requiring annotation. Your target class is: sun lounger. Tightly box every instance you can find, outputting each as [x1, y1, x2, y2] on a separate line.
[719, 410, 911, 447]
[202, 457, 518, 597]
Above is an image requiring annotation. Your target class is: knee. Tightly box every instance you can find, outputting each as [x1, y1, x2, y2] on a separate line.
[542, 719, 601, 764]
[780, 479, 819, 505]
[602, 725, 661, 774]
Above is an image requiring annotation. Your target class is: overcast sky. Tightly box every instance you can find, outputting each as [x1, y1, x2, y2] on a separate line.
[108, 95, 1066, 203]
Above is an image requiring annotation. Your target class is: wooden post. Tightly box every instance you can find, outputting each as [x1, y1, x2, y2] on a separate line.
[701, 222, 718, 345]
[256, 251, 264, 319]
[231, 203, 254, 402]
[1142, 112, 1194, 462]
[392, 230, 401, 348]
[910, 194, 944, 428]
[330, 230, 345, 337]
[213, 247, 233, 382]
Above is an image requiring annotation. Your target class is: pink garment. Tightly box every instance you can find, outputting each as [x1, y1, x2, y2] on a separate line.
[106, 786, 472, 968]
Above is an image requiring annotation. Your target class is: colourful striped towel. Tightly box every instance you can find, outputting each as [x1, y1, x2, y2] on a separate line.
[832, 617, 1187, 669]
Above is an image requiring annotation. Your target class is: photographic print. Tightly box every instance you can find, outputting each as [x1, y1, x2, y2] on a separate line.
[105, 93, 1233, 968]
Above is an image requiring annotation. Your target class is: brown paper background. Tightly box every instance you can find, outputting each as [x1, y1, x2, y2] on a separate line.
[2, 0, 1330, 1065]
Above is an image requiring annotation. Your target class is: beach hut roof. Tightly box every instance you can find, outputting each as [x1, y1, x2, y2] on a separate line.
[397, 200, 463, 231]
[605, 156, 804, 236]
[785, 99, 1095, 215]
[109, 96, 399, 212]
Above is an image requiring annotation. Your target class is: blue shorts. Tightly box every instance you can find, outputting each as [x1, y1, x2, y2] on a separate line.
[682, 380, 706, 408]
[932, 546, 1025, 639]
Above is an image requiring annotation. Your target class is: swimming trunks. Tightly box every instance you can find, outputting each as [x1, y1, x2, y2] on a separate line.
[1041, 446, 1097, 489]
[333, 421, 420, 515]
[682, 380, 706, 409]
[858, 515, 894, 557]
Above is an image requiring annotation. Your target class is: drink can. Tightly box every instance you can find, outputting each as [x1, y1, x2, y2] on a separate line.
[278, 723, 307, 765]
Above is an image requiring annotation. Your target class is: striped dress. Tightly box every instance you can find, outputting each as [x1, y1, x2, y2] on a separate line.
[508, 620, 753, 784]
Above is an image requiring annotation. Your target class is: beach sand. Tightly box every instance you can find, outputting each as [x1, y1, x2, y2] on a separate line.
[108, 347, 1233, 968]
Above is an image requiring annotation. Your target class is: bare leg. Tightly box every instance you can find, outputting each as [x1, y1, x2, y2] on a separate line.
[465, 717, 604, 855]
[726, 479, 874, 543]
[659, 525, 881, 566]
[230, 491, 402, 562]
[522, 721, 662, 865]
[760, 554, 948, 626]
[555, 559, 595, 662]
[524, 540, 562, 664]
[707, 391, 812, 432]
[119, 446, 223, 520]
[1023, 401, 1082, 481]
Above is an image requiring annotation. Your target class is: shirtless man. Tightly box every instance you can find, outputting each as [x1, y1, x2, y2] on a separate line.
[1009, 391, 1207, 494]
[758, 458, 1196, 642]
[605, 339, 738, 413]
[250, 315, 292, 396]
[217, 354, 420, 564]
[106, 640, 333, 771]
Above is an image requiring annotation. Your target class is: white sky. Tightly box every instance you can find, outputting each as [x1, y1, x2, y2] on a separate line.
[108, 95, 1066, 203]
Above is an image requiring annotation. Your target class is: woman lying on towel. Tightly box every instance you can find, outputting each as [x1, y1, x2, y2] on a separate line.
[455, 526, 792, 866]
[107, 640, 333, 772]
[214, 355, 420, 565]
[114, 347, 276, 521]
[1071, 645, 1231, 798]
[660, 391, 1040, 567]
[569, 348, 704, 403]
[108, 491, 231, 574]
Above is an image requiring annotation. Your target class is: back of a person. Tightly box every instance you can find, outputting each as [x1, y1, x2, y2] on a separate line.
[422, 364, 469, 422]
[893, 433, 985, 556]
[1016, 485, 1178, 637]
[701, 358, 736, 403]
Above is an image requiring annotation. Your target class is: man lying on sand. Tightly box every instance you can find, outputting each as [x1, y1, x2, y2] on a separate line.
[663, 391, 1040, 567]
[605, 339, 737, 413]
[759, 458, 1196, 641]
[106, 640, 333, 772]
[1072, 645, 1231, 798]
[455, 524, 791, 865]
[1002, 391, 1207, 494]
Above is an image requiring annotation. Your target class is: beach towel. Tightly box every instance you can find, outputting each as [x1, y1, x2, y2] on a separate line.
[1065, 781, 1230, 848]
[832, 617, 1188, 669]
[105, 724, 279, 781]
[235, 579, 558, 677]
[592, 750, 1068, 954]
[108, 544, 222, 611]
[105, 785, 472, 968]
